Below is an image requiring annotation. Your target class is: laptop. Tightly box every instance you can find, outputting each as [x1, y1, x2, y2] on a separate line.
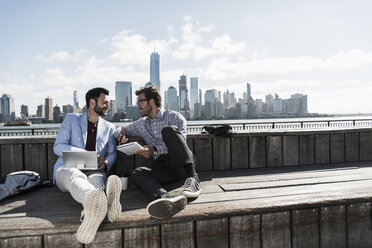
[62, 151, 98, 170]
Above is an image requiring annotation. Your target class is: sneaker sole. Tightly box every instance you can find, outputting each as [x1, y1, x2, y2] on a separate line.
[106, 175, 122, 223]
[146, 195, 187, 219]
[182, 188, 202, 198]
[76, 190, 107, 244]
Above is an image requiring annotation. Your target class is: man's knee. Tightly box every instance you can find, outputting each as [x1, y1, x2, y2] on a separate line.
[161, 125, 178, 138]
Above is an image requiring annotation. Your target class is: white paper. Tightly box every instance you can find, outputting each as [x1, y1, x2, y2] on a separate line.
[116, 142, 144, 155]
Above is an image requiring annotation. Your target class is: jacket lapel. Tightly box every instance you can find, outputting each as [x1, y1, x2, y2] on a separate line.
[80, 112, 88, 147]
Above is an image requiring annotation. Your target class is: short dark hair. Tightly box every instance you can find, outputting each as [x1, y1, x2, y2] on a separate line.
[135, 86, 161, 107]
[85, 87, 109, 108]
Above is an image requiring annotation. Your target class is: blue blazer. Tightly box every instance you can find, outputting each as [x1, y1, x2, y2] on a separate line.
[53, 112, 117, 179]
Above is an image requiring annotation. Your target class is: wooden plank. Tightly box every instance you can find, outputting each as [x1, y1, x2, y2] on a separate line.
[161, 222, 194, 248]
[291, 208, 319, 248]
[44, 232, 82, 248]
[320, 205, 346, 248]
[300, 135, 314, 165]
[229, 214, 260, 248]
[330, 133, 344, 163]
[283, 135, 299, 166]
[0, 236, 42, 247]
[213, 137, 231, 170]
[345, 132, 359, 162]
[315, 134, 329, 164]
[266, 136, 282, 167]
[86, 229, 122, 248]
[193, 138, 212, 171]
[24, 143, 48, 179]
[219, 172, 372, 191]
[261, 211, 291, 248]
[47, 143, 58, 179]
[360, 132, 372, 161]
[231, 137, 248, 169]
[347, 202, 372, 248]
[0, 144, 23, 178]
[196, 218, 228, 248]
[249, 136, 266, 168]
[124, 225, 160, 248]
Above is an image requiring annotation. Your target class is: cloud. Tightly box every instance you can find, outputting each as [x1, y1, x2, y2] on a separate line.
[108, 30, 177, 66]
[203, 49, 372, 80]
[36, 49, 90, 63]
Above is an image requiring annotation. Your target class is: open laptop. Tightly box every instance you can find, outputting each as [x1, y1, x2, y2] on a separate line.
[62, 151, 98, 170]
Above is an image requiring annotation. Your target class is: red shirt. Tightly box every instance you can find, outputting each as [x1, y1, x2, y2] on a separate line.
[85, 121, 97, 151]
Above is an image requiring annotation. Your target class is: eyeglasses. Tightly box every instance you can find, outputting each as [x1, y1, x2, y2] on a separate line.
[137, 99, 148, 105]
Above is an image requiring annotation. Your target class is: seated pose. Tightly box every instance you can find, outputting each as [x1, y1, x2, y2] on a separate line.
[53, 87, 121, 244]
[116, 86, 201, 219]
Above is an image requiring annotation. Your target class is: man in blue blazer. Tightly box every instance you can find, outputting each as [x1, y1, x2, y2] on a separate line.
[53, 87, 121, 244]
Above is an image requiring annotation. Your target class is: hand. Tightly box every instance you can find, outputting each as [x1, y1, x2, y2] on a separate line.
[136, 145, 155, 159]
[97, 155, 108, 172]
[116, 127, 128, 144]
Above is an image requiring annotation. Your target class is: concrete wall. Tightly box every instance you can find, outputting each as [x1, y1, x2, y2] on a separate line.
[1, 127, 372, 179]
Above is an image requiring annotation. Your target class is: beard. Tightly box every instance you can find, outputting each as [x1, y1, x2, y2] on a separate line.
[140, 104, 152, 117]
[94, 105, 108, 116]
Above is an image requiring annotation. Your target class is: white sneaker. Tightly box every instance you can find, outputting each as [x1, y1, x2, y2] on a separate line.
[76, 190, 107, 244]
[106, 175, 122, 223]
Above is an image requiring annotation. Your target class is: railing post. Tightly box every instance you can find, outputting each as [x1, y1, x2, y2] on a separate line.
[272, 123, 275, 129]
[32, 129, 35, 135]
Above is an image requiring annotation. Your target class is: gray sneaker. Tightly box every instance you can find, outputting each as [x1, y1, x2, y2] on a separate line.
[146, 195, 187, 219]
[182, 177, 202, 198]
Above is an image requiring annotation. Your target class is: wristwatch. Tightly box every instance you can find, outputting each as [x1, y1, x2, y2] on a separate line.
[153, 147, 158, 156]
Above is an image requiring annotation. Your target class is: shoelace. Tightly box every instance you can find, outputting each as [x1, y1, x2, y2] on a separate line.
[184, 178, 196, 191]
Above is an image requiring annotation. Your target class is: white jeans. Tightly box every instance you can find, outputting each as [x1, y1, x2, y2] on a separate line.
[55, 167, 106, 205]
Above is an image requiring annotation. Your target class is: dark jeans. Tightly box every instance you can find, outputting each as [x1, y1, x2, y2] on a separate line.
[131, 126, 196, 200]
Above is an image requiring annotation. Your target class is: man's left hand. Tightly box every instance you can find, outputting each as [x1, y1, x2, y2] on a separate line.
[136, 145, 155, 159]
[97, 155, 108, 172]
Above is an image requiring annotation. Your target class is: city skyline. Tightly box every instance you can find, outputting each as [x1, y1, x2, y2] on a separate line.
[1, 1, 372, 115]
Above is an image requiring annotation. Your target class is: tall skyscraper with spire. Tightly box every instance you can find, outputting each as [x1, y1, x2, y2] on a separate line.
[150, 52, 160, 90]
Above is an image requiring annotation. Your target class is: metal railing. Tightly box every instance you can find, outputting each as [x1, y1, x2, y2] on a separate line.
[1, 118, 372, 136]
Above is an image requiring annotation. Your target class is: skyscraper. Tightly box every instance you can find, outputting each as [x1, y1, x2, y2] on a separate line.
[166, 86, 178, 111]
[45, 97, 53, 121]
[150, 52, 160, 90]
[0, 94, 15, 122]
[115, 81, 132, 112]
[246, 83, 251, 101]
[190, 77, 198, 117]
[73, 90, 79, 108]
[21, 104, 29, 117]
[178, 75, 189, 118]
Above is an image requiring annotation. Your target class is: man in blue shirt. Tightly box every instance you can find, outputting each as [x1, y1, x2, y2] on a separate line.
[54, 87, 121, 244]
[116, 86, 201, 219]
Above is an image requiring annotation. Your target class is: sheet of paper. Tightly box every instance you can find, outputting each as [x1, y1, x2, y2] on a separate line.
[116, 142, 144, 155]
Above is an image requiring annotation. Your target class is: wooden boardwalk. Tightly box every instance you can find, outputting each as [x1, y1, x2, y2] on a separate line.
[1, 161, 372, 247]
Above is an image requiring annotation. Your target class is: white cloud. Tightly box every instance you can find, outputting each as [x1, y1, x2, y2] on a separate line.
[36, 49, 90, 63]
[203, 50, 372, 80]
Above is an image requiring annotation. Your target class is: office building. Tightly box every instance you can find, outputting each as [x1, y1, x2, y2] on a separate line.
[37, 105, 45, 118]
[73, 90, 79, 108]
[150, 52, 160, 90]
[106, 100, 117, 120]
[53, 105, 62, 122]
[166, 86, 178, 111]
[178, 75, 189, 118]
[115, 81, 132, 112]
[62, 104, 74, 119]
[21, 104, 29, 117]
[190, 77, 198, 117]
[0, 94, 15, 122]
[45, 97, 53, 121]
[246, 83, 251, 102]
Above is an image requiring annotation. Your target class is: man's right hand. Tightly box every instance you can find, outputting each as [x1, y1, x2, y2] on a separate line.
[116, 127, 128, 144]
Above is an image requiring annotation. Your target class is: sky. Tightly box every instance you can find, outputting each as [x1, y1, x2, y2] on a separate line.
[1, 0, 372, 116]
